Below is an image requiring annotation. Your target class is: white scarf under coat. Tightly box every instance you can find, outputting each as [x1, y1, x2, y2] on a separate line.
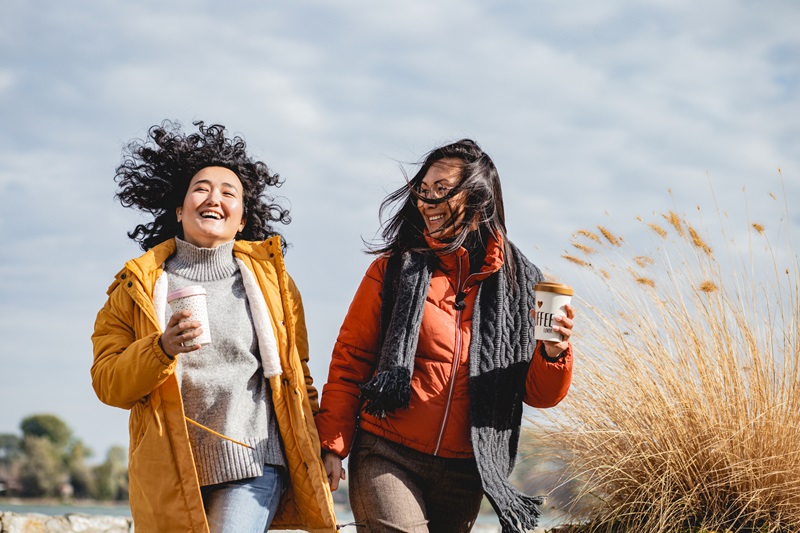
[152, 258, 283, 380]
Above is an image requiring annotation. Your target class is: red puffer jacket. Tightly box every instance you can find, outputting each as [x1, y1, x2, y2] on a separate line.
[315, 234, 572, 459]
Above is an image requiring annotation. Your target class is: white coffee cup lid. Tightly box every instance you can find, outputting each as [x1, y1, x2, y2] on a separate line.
[533, 282, 574, 296]
[167, 285, 207, 302]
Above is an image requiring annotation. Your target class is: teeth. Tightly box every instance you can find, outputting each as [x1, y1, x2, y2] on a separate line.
[201, 212, 222, 220]
[429, 214, 444, 222]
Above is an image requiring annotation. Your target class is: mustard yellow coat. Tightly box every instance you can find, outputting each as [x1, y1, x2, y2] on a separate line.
[91, 237, 336, 532]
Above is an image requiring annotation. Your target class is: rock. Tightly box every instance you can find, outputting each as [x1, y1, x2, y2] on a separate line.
[0, 512, 133, 533]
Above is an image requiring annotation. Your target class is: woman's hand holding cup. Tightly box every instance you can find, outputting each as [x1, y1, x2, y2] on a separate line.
[543, 304, 574, 358]
[533, 282, 576, 359]
[159, 310, 204, 358]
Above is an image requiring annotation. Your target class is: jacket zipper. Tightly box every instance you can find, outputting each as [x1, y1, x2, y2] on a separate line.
[433, 255, 477, 456]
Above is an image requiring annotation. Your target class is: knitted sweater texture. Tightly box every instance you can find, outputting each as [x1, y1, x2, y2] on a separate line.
[165, 238, 285, 486]
[362, 240, 545, 533]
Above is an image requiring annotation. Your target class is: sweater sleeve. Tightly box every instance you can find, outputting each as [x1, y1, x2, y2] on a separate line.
[524, 341, 573, 408]
[315, 258, 386, 458]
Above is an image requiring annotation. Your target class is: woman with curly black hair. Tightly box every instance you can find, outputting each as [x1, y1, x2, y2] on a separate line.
[91, 121, 336, 533]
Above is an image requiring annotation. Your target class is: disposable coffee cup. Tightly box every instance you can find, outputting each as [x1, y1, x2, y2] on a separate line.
[167, 286, 212, 346]
[533, 282, 574, 342]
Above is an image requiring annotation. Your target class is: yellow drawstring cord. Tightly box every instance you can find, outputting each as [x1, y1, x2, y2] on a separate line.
[184, 417, 255, 449]
[151, 395, 164, 437]
[154, 409, 163, 436]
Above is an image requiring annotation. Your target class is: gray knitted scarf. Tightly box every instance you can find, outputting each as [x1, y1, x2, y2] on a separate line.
[360, 241, 545, 533]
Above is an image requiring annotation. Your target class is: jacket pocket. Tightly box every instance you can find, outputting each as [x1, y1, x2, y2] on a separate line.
[128, 399, 149, 454]
[351, 429, 382, 459]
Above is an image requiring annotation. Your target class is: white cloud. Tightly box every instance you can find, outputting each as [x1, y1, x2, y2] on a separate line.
[0, 0, 798, 456]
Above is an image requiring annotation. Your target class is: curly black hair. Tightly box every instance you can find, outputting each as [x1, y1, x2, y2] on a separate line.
[115, 120, 290, 251]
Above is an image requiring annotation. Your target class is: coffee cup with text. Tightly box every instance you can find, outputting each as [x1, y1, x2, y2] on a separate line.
[533, 282, 574, 342]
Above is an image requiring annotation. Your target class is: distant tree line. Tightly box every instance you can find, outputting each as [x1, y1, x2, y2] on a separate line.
[0, 414, 127, 501]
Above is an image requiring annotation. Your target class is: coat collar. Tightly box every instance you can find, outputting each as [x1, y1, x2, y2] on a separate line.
[423, 230, 505, 282]
[119, 237, 285, 284]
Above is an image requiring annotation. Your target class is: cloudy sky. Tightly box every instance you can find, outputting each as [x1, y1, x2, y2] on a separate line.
[1, 0, 798, 458]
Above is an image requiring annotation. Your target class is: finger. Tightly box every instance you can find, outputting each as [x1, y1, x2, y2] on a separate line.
[176, 319, 203, 332]
[177, 323, 203, 338]
[328, 470, 340, 491]
[168, 310, 193, 327]
[553, 325, 572, 342]
[554, 315, 574, 329]
[172, 329, 204, 351]
[161, 327, 203, 357]
[182, 344, 202, 353]
[558, 322, 572, 332]
[173, 343, 201, 355]
[564, 304, 575, 319]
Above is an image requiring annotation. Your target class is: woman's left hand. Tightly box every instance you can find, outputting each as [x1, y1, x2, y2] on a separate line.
[322, 451, 346, 491]
[543, 304, 575, 359]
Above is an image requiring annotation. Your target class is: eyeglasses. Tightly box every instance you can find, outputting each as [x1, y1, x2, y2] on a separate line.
[416, 184, 454, 200]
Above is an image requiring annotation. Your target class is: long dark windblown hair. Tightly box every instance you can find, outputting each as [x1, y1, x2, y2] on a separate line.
[369, 139, 514, 268]
[114, 120, 290, 251]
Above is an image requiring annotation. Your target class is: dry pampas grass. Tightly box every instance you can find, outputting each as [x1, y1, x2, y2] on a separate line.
[523, 190, 800, 532]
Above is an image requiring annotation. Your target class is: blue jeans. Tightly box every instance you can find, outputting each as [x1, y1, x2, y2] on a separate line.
[200, 465, 284, 533]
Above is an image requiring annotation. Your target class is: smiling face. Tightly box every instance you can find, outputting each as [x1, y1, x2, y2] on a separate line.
[416, 158, 466, 238]
[176, 166, 246, 248]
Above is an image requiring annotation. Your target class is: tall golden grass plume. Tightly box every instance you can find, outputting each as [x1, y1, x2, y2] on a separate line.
[664, 210, 685, 236]
[572, 242, 598, 255]
[698, 280, 718, 292]
[526, 193, 800, 533]
[575, 229, 602, 243]
[597, 225, 621, 247]
[647, 222, 668, 237]
[687, 224, 713, 255]
[562, 254, 591, 268]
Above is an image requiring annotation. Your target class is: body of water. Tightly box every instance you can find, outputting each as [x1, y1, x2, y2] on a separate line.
[0, 500, 563, 531]
[0, 500, 132, 518]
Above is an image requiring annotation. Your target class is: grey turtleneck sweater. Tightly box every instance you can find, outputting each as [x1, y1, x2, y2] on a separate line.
[165, 238, 285, 487]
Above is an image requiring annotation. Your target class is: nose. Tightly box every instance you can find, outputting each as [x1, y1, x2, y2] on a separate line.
[205, 188, 222, 205]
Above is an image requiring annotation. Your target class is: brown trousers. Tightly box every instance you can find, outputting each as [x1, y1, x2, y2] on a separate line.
[348, 431, 485, 532]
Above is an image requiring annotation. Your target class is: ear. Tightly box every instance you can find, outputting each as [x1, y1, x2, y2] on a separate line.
[176, 207, 182, 223]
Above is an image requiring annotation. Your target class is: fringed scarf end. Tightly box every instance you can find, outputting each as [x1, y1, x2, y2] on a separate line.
[360, 367, 412, 418]
[496, 494, 544, 533]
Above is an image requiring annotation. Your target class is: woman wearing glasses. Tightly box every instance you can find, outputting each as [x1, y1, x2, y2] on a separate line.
[315, 139, 575, 533]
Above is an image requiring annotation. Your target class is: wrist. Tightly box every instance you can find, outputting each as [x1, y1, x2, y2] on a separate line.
[540, 342, 566, 362]
[157, 335, 175, 360]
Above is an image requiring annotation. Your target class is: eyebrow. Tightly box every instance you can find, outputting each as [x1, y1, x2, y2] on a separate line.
[419, 179, 455, 188]
[192, 179, 241, 192]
